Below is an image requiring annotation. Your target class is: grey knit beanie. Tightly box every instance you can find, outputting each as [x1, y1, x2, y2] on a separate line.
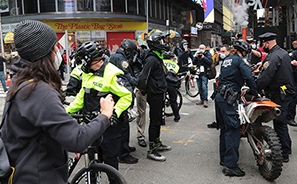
[14, 20, 58, 62]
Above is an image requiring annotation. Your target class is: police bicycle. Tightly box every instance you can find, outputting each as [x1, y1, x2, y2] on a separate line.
[63, 101, 127, 184]
[177, 64, 200, 97]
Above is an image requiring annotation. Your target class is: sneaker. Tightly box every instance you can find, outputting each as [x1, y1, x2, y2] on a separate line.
[203, 101, 208, 108]
[196, 100, 204, 105]
[118, 154, 138, 164]
[222, 166, 245, 177]
[147, 149, 166, 161]
[156, 144, 172, 151]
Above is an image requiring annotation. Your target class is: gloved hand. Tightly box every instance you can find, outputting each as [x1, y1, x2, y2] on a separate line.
[109, 113, 119, 127]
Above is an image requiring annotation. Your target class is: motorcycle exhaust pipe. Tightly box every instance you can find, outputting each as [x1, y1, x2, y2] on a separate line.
[261, 107, 281, 122]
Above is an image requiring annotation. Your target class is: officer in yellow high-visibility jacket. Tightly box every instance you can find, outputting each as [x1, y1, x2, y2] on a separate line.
[66, 41, 133, 182]
[64, 64, 83, 96]
[163, 51, 180, 122]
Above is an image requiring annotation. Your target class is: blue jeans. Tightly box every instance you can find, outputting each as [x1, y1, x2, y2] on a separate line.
[0, 71, 7, 91]
[197, 75, 208, 101]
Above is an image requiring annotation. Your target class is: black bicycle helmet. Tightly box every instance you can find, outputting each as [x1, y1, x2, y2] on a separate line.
[233, 39, 251, 53]
[163, 51, 175, 59]
[121, 39, 138, 54]
[147, 32, 169, 52]
[76, 41, 103, 73]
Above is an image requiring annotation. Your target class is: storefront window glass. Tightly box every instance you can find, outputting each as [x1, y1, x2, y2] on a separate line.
[58, 0, 75, 12]
[14, 0, 22, 15]
[138, 0, 145, 15]
[95, 0, 111, 12]
[77, 0, 93, 11]
[127, 0, 136, 14]
[40, 0, 56, 12]
[113, 0, 125, 12]
[24, 0, 37, 14]
[156, 0, 160, 19]
[152, 0, 155, 18]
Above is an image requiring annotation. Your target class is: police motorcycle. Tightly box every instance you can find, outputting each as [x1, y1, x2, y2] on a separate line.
[237, 85, 283, 181]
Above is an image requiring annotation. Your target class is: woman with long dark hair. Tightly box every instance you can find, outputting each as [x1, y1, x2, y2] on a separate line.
[0, 20, 114, 183]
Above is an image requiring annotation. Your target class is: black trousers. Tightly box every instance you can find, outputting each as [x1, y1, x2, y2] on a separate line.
[287, 94, 297, 120]
[167, 85, 180, 119]
[89, 123, 122, 170]
[147, 92, 164, 142]
[273, 95, 292, 158]
[119, 119, 130, 159]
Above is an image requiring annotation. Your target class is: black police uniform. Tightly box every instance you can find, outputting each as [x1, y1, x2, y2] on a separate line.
[257, 33, 295, 160]
[109, 48, 136, 161]
[287, 49, 297, 124]
[215, 54, 258, 168]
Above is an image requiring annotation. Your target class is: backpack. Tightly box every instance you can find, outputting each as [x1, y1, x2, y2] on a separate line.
[205, 63, 216, 80]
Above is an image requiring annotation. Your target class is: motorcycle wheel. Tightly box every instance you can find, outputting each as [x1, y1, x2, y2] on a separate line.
[253, 125, 283, 181]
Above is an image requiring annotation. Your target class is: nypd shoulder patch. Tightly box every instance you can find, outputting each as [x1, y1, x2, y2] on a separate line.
[121, 60, 129, 69]
[263, 61, 271, 70]
[116, 78, 125, 86]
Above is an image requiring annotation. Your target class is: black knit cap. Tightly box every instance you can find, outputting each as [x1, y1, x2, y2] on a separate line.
[14, 20, 58, 62]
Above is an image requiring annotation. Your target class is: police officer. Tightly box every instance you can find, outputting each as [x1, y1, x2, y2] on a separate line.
[163, 51, 180, 122]
[138, 32, 172, 161]
[63, 47, 83, 96]
[257, 32, 295, 162]
[215, 39, 258, 177]
[287, 41, 297, 127]
[108, 39, 139, 164]
[66, 41, 133, 182]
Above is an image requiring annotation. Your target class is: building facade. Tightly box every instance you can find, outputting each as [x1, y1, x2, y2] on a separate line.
[1, 0, 204, 54]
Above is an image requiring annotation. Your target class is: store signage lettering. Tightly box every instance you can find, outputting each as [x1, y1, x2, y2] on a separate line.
[247, 0, 263, 10]
[54, 23, 124, 31]
[45, 22, 146, 31]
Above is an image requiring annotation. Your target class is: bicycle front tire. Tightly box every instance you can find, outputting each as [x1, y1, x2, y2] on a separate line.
[70, 163, 128, 184]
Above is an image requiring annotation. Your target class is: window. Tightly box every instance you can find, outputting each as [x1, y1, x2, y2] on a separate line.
[113, 0, 125, 12]
[40, 0, 56, 12]
[138, 0, 145, 15]
[58, 0, 75, 12]
[156, 0, 159, 19]
[24, 0, 37, 14]
[77, 0, 93, 11]
[96, 0, 111, 11]
[127, 0, 137, 14]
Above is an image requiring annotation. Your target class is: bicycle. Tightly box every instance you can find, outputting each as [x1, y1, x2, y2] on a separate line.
[178, 65, 200, 97]
[67, 112, 128, 184]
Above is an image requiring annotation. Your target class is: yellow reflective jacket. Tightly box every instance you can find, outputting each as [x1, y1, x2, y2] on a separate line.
[66, 63, 133, 118]
[163, 59, 180, 73]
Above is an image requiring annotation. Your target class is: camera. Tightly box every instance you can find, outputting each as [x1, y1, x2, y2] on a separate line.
[198, 51, 204, 58]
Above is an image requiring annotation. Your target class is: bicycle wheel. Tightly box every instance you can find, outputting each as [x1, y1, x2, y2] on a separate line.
[70, 163, 128, 184]
[164, 91, 183, 117]
[185, 76, 199, 97]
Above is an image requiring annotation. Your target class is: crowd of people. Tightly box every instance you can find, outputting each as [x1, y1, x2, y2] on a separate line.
[1, 19, 297, 183]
